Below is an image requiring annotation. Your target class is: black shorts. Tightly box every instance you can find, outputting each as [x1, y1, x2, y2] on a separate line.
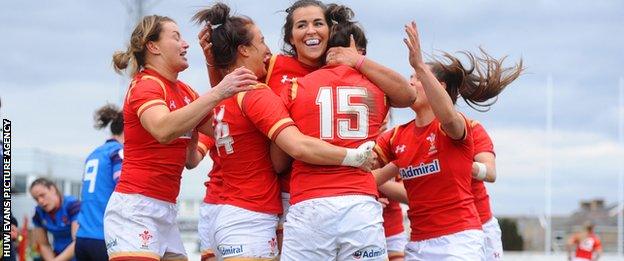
[75, 237, 109, 261]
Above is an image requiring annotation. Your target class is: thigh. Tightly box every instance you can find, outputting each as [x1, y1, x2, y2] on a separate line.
[336, 196, 387, 261]
[213, 205, 279, 260]
[280, 199, 338, 261]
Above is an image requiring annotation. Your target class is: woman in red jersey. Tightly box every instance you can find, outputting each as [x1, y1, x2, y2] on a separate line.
[373, 21, 523, 260]
[192, 3, 377, 260]
[103, 15, 258, 261]
[469, 120, 504, 260]
[567, 222, 603, 261]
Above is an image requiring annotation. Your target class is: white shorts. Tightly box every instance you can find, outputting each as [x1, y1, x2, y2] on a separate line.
[213, 204, 279, 259]
[278, 192, 291, 230]
[198, 203, 221, 259]
[104, 192, 187, 260]
[483, 217, 503, 260]
[281, 195, 387, 261]
[387, 232, 408, 253]
[405, 229, 485, 261]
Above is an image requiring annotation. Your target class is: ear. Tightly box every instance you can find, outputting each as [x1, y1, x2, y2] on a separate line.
[146, 41, 161, 55]
[238, 44, 251, 58]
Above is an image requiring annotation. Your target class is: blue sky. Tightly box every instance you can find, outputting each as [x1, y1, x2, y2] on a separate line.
[1, 0, 623, 216]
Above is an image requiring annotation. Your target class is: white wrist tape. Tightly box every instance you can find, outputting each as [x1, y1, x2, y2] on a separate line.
[341, 141, 376, 167]
[474, 162, 487, 181]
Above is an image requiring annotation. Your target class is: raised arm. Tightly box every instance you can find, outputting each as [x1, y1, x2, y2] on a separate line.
[404, 21, 465, 139]
[472, 152, 497, 182]
[198, 23, 224, 87]
[326, 35, 416, 108]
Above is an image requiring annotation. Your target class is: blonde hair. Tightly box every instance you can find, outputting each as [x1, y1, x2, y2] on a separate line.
[112, 15, 175, 76]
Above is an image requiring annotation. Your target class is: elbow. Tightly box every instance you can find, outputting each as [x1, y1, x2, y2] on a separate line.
[392, 88, 417, 108]
[154, 132, 176, 144]
[286, 146, 306, 161]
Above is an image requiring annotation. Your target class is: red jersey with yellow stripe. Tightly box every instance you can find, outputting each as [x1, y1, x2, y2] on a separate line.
[573, 233, 602, 259]
[375, 117, 481, 241]
[212, 84, 295, 214]
[282, 65, 388, 205]
[116, 69, 199, 203]
[265, 54, 318, 193]
[265, 54, 318, 95]
[470, 120, 495, 224]
[197, 134, 222, 205]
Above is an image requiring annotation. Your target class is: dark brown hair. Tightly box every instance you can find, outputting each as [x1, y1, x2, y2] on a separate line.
[429, 48, 524, 111]
[282, 0, 328, 56]
[30, 177, 60, 195]
[326, 4, 367, 53]
[94, 104, 123, 135]
[193, 3, 254, 70]
[112, 15, 175, 76]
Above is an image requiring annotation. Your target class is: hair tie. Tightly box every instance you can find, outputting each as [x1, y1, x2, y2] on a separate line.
[211, 23, 222, 29]
[331, 19, 339, 25]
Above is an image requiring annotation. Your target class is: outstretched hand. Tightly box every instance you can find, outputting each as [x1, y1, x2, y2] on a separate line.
[403, 21, 425, 70]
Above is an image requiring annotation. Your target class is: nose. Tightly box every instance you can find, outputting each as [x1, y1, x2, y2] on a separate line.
[305, 22, 317, 35]
[182, 39, 189, 49]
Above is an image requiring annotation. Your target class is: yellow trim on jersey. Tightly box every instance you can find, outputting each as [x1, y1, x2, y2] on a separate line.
[374, 145, 389, 165]
[125, 80, 139, 103]
[109, 251, 160, 260]
[290, 78, 298, 100]
[236, 92, 247, 112]
[470, 119, 480, 127]
[197, 141, 208, 156]
[137, 99, 167, 117]
[264, 54, 278, 85]
[267, 118, 294, 140]
[389, 126, 400, 146]
[141, 75, 168, 99]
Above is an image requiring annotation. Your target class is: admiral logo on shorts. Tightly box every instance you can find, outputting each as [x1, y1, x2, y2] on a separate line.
[399, 159, 441, 180]
[218, 244, 244, 257]
[352, 247, 387, 260]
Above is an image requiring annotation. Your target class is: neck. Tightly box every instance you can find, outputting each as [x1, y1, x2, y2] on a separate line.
[229, 59, 258, 78]
[145, 63, 178, 82]
[111, 134, 124, 144]
[413, 105, 435, 127]
[297, 54, 322, 68]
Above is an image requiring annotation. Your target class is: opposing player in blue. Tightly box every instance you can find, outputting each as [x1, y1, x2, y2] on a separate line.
[30, 178, 80, 261]
[75, 104, 124, 261]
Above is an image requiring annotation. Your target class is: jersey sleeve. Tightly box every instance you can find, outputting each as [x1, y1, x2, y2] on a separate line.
[66, 198, 81, 222]
[471, 121, 495, 156]
[127, 79, 167, 119]
[374, 127, 398, 165]
[197, 134, 215, 157]
[240, 87, 295, 140]
[280, 77, 298, 109]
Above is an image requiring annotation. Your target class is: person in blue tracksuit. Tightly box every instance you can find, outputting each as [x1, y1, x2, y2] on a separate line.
[75, 104, 123, 261]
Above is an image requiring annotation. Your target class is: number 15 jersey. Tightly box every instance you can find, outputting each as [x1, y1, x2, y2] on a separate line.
[282, 65, 389, 205]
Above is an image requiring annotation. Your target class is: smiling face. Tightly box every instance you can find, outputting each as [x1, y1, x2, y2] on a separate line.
[30, 184, 60, 213]
[288, 5, 329, 67]
[240, 24, 272, 78]
[152, 21, 189, 73]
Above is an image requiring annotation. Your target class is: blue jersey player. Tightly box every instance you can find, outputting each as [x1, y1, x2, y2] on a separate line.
[75, 104, 124, 261]
[30, 178, 80, 261]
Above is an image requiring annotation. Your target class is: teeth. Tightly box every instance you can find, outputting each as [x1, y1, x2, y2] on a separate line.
[305, 39, 320, 46]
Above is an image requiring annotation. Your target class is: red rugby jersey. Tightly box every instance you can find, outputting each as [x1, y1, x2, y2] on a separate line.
[375, 117, 481, 241]
[265, 54, 318, 193]
[197, 134, 222, 205]
[470, 120, 496, 224]
[212, 84, 295, 214]
[574, 234, 602, 259]
[116, 69, 199, 203]
[282, 65, 389, 205]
